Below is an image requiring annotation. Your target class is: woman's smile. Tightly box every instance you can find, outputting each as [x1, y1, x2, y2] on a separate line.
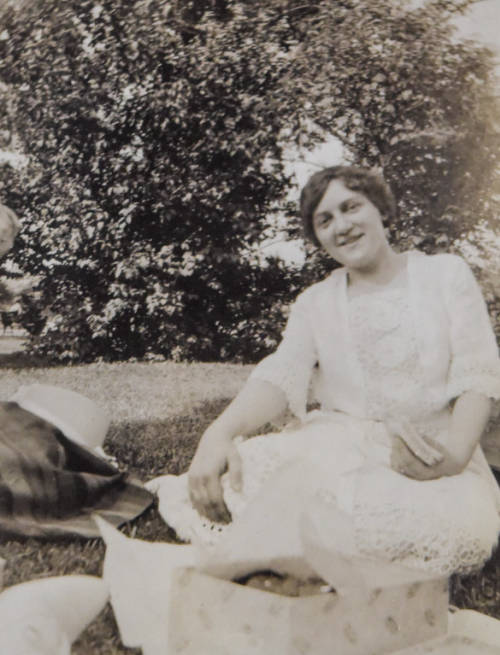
[336, 231, 364, 248]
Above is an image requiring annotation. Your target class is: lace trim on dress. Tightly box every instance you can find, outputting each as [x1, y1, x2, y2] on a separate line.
[447, 362, 500, 401]
[351, 468, 500, 576]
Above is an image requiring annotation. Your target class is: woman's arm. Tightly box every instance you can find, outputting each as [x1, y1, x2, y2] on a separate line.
[391, 390, 491, 480]
[188, 379, 287, 522]
[189, 289, 318, 522]
[446, 390, 491, 471]
[393, 256, 500, 481]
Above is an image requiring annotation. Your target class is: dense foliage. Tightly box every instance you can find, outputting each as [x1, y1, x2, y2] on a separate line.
[0, 0, 498, 362]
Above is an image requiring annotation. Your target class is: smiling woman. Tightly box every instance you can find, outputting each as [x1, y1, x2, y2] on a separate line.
[305, 167, 400, 285]
[150, 165, 500, 570]
[108, 165, 500, 646]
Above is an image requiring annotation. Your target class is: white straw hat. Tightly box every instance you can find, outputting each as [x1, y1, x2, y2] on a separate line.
[10, 384, 111, 450]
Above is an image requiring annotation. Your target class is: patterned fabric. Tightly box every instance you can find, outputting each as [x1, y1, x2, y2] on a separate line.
[349, 283, 419, 419]
[0, 402, 153, 538]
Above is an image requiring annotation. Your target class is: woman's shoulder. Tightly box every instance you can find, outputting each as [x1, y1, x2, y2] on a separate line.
[294, 268, 345, 306]
[409, 251, 479, 301]
[409, 250, 469, 274]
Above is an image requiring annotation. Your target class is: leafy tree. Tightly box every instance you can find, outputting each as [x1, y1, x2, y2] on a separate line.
[0, 0, 303, 362]
[0, 0, 498, 363]
[281, 1, 499, 244]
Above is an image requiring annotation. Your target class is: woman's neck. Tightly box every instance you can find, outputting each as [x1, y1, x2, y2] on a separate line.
[347, 248, 407, 289]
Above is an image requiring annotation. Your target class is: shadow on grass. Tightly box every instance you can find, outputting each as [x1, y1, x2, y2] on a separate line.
[0, 350, 51, 369]
[104, 398, 231, 480]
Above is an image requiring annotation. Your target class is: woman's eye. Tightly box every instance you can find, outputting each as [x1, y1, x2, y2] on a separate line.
[316, 213, 332, 227]
[344, 200, 362, 212]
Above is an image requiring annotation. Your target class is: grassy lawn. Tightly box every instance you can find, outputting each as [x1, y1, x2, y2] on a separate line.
[0, 397, 231, 654]
[1, 359, 500, 652]
[0, 359, 249, 653]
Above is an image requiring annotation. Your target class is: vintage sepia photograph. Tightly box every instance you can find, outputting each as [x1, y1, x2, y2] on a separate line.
[0, 0, 500, 653]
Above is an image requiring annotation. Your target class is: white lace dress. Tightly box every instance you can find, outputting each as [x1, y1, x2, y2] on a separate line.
[150, 252, 500, 579]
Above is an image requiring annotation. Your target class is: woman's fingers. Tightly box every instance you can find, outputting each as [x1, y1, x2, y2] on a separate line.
[205, 475, 232, 523]
[391, 437, 435, 480]
[387, 419, 443, 466]
[187, 475, 204, 514]
[188, 474, 212, 516]
[187, 436, 242, 523]
[188, 473, 231, 524]
[396, 454, 441, 480]
[228, 447, 243, 493]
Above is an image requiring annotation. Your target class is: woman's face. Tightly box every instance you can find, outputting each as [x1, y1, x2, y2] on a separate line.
[312, 179, 389, 272]
[0, 212, 15, 257]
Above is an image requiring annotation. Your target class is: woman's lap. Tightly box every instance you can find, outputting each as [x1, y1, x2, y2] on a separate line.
[152, 411, 380, 544]
[152, 412, 500, 576]
[349, 465, 500, 575]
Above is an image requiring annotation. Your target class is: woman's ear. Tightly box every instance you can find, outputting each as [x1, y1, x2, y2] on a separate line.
[381, 214, 391, 229]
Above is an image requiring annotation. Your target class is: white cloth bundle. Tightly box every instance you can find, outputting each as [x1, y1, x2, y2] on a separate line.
[95, 515, 196, 655]
[0, 575, 108, 655]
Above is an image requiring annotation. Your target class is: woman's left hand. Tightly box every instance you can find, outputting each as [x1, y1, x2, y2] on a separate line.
[390, 435, 466, 480]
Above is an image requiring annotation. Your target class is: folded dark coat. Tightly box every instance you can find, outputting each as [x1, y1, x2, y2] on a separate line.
[0, 401, 153, 538]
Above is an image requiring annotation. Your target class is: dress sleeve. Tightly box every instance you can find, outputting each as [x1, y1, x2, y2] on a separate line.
[445, 255, 500, 401]
[248, 291, 318, 420]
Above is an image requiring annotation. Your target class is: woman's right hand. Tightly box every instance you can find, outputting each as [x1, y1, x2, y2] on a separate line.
[390, 435, 441, 480]
[187, 429, 243, 523]
[187, 378, 287, 523]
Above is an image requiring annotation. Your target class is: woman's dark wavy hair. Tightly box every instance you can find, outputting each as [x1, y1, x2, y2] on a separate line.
[299, 166, 397, 247]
